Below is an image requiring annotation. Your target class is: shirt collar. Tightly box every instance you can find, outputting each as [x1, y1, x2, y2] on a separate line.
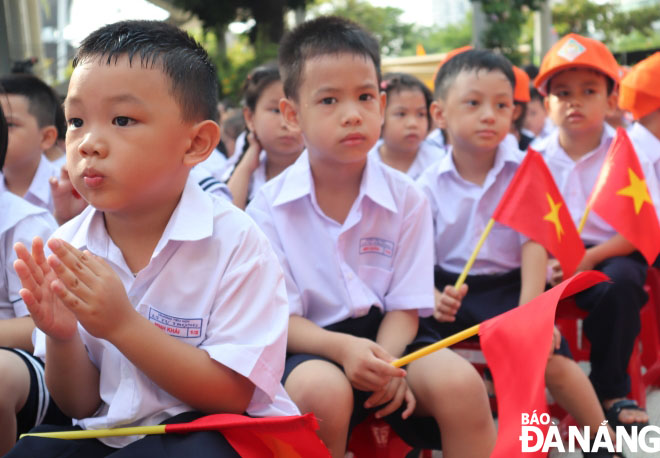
[69, 174, 214, 258]
[544, 124, 615, 162]
[629, 122, 660, 163]
[272, 149, 398, 213]
[436, 133, 521, 181]
[29, 156, 58, 207]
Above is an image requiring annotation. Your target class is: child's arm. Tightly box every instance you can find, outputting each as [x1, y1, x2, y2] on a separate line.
[13, 237, 101, 419]
[43, 238, 255, 415]
[287, 314, 405, 392]
[0, 317, 36, 352]
[519, 240, 548, 306]
[227, 132, 262, 209]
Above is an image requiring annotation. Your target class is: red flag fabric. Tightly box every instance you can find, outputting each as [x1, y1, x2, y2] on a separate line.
[479, 271, 609, 458]
[492, 149, 586, 277]
[165, 412, 329, 457]
[588, 127, 660, 264]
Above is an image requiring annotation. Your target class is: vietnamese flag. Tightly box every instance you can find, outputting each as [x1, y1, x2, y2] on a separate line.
[480, 271, 609, 457]
[588, 127, 660, 264]
[492, 149, 585, 277]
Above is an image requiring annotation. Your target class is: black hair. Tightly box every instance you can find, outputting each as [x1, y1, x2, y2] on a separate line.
[222, 108, 246, 140]
[433, 49, 515, 101]
[242, 64, 281, 112]
[523, 64, 539, 80]
[54, 96, 66, 140]
[382, 72, 434, 131]
[73, 20, 218, 122]
[0, 96, 7, 171]
[529, 86, 543, 103]
[546, 68, 615, 96]
[278, 15, 381, 101]
[513, 101, 528, 134]
[0, 74, 58, 127]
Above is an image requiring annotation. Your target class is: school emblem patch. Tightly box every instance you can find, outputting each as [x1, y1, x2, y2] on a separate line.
[557, 38, 586, 62]
[359, 237, 395, 257]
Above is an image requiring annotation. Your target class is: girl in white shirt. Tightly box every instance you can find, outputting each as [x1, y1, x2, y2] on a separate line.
[227, 65, 304, 209]
[368, 73, 441, 179]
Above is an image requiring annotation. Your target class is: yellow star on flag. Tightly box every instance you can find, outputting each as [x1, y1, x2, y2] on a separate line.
[616, 168, 653, 214]
[543, 193, 564, 241]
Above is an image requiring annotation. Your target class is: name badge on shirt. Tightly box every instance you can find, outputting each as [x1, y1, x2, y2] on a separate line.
[148, 307, 203, 338]
[359, 237, 395, 257]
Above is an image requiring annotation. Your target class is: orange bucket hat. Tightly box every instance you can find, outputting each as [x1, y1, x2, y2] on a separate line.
[619, 52, 660, 120]
[534, 33, 619, 96]
[513, 66, 531, 103]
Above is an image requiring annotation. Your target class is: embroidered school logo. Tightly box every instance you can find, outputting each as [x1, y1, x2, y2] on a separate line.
[359, 238, 395, 257]
[149, 307, 203, 338]
[519, 412, 660, 453]
[557, 38, 586, 62]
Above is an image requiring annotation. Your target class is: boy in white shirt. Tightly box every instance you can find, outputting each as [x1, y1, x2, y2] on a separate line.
[534, 33, 651, 431]
[0, 100, 67, 455]
[247, 16, 495, 458]
[0, 74, 60, 213]
[9, 20, 299, 457]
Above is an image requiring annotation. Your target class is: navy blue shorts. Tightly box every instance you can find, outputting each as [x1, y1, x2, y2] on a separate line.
[283, 307, 442, 451]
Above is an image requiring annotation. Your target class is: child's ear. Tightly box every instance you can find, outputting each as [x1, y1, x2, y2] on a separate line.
[243, 106, 255, 132]
[183, 120, 221, 167]
[430, 100, 447, 129]
[39, 126, 58, 151]
[280, 98, 299, 131]
[512, 103, 523, 122]
[379, 91, 386, 120]
[605, 90, 618, 117]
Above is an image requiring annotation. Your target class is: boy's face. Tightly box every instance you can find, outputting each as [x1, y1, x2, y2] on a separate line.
[434, 69, 514, 156]
[544, 68, 615, 137]
[280, 53, 384, 167]
[0, 94, 54, 173]
[64, 55, 197, 214]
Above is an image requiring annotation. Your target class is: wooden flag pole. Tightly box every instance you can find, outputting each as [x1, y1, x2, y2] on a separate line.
[392, 324, 480, 368]
[21, 425, 167, 440]
[454, 218, 495, 290]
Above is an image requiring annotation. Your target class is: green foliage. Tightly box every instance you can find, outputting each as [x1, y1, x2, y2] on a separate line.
[478, 0, 543, 64]
[318, 0, 415, 56]
[414, 14, 472, 56]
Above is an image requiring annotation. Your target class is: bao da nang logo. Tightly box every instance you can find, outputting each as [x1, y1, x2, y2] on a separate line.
[519, 411, 660, 454]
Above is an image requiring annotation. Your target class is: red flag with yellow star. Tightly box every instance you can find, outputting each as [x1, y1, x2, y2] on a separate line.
[492, 149, 585, 277]
[588, 127, 660, 264]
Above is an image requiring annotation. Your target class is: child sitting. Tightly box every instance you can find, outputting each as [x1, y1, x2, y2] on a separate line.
[8, 20, 299, 457]
[227, 65, 304, 209]
[534, 33, 654, 432]
[417, 48, 620, 457]
[247, 16, 495, 458]
[368, 72, 440, 179]
[0, 74, 60, 213]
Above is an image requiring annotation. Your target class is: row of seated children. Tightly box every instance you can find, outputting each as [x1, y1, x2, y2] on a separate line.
[2, 14, 660, 458]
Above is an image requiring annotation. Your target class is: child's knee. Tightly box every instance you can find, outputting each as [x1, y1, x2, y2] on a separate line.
[285, 360, 353, 421]
[0, 352, 30, 411]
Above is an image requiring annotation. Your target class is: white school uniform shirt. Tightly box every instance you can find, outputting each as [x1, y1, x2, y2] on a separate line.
[368, 139, 443, 180]
[197, 148, 229, 181]
[247, 150, 435, 328]
[416, 134, 527, 275]
[628, 122, 660, 218]
[425, 128, 446, 151]
[34, 176, 298, 447]
[538, 124, 660, 245]
[190, 165, 233, 202]
[0, 191, 57, 319]
[0, 155, 59, 213]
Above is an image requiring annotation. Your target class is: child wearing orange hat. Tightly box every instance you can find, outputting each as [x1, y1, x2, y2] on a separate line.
[511, 65, 535, 150]
[619, 52, 660, 267]
[534, 33, 653, 434]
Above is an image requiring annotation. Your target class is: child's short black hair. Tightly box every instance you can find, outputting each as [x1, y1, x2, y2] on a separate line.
[529, 86, 543, 103]
[0, 74, 58, 127]
[433, 49, 515, 101]
[546, 69, 615, 96]
[242, 64, 280, 112]
[73, 20, 218, 122]
[278, 15, 381, 101]
[382, 72, 434, 131]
